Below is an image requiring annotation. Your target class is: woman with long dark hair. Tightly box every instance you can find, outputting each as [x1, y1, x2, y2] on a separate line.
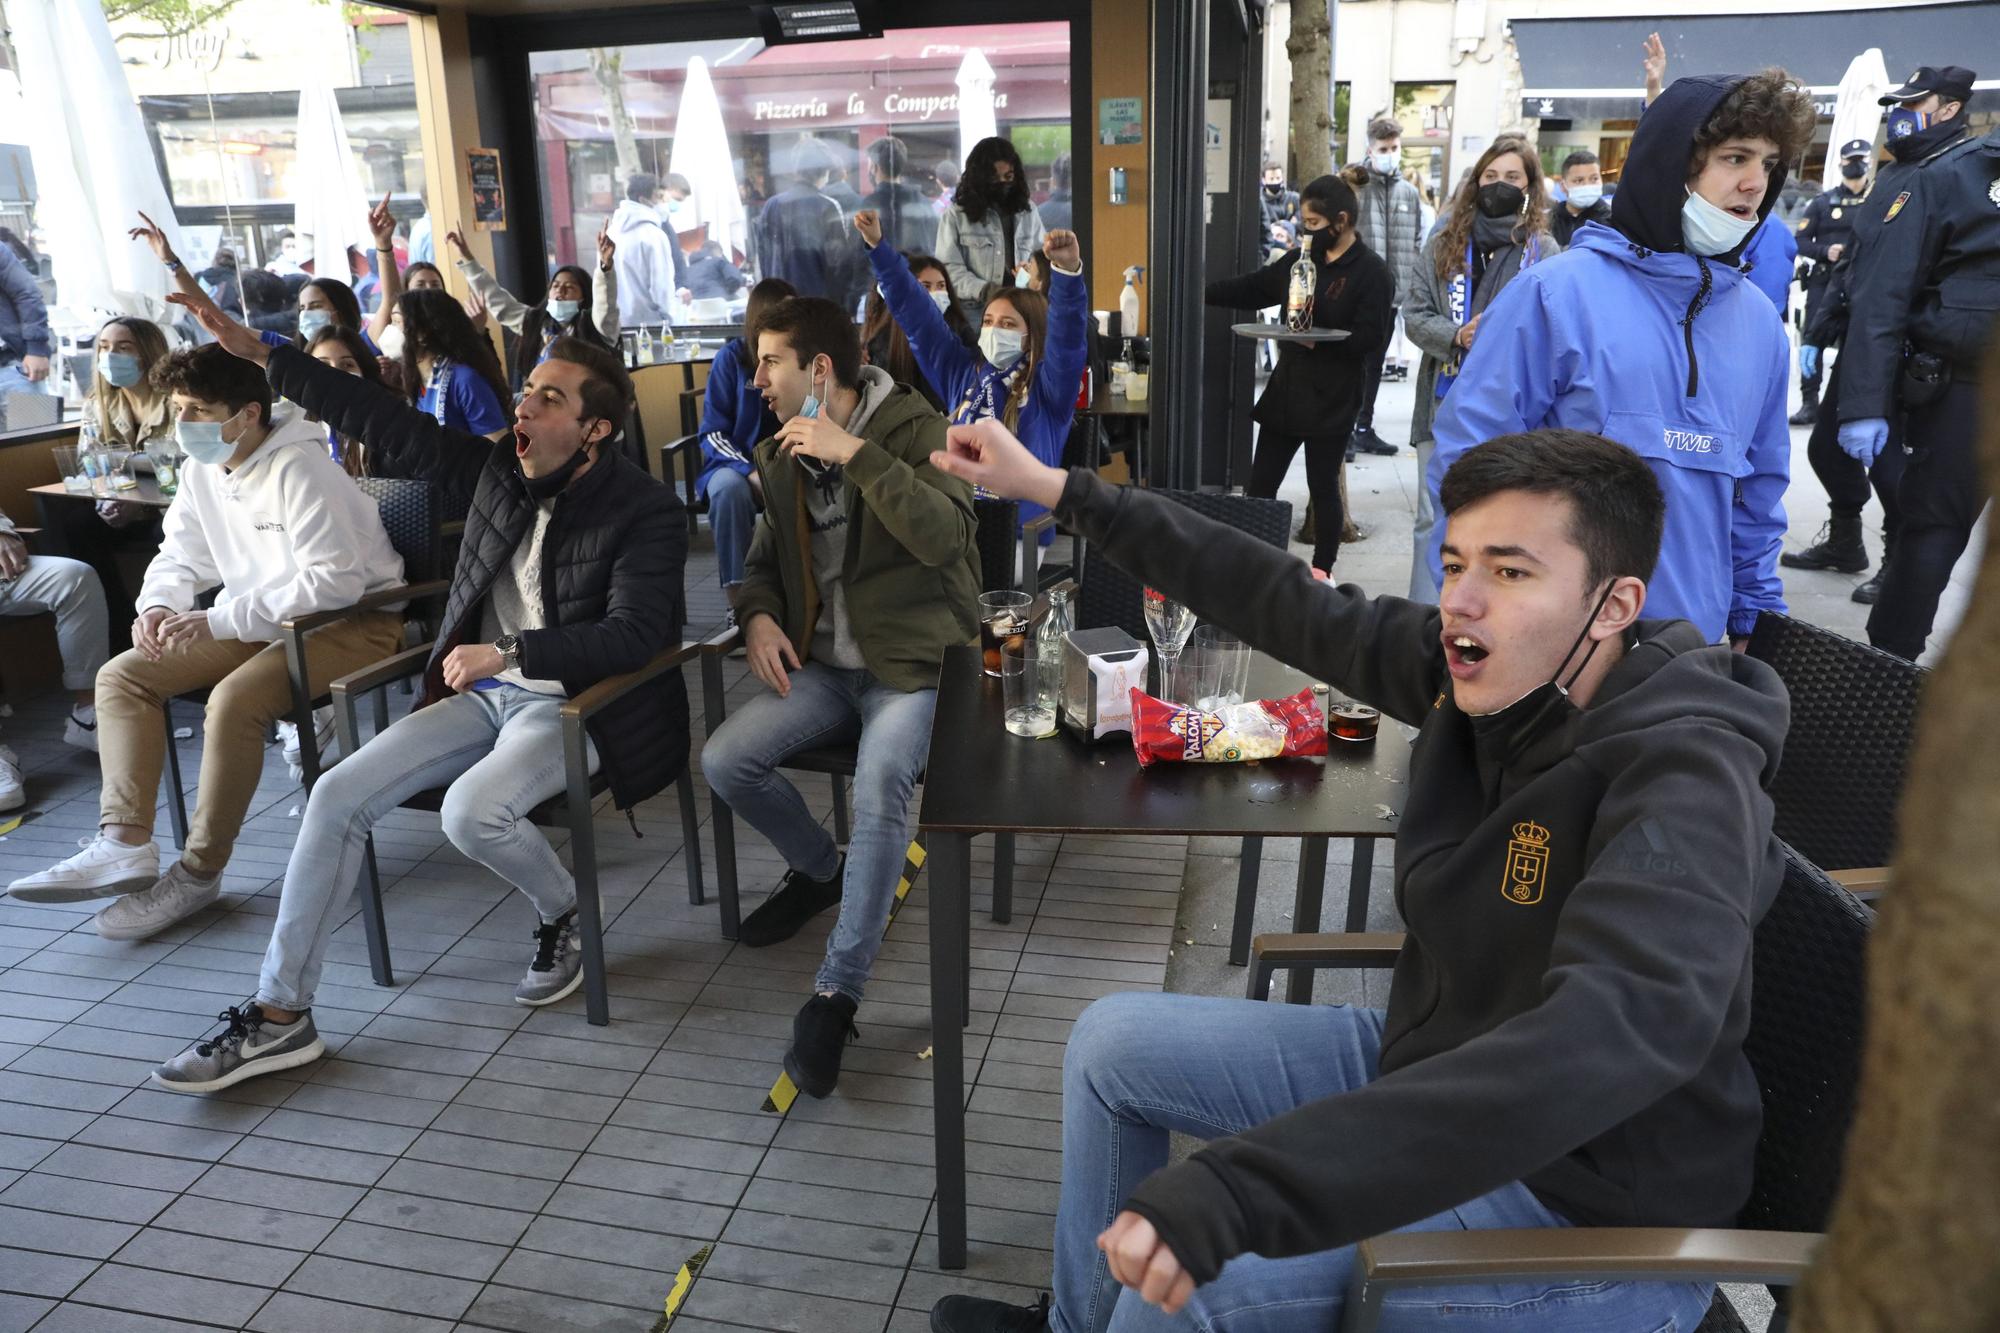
[859, 210, 1088, 548]
[1402, 134, 1558, 600]
[1204, 171, 1395, 573]
[934, 136, 1046, 309]
[394, 288, 512, 438]
[861, 252, 976, 412]
[696, 278, 793, 610]
[305, 325, 386, 475]
[443, 224, 619, 390]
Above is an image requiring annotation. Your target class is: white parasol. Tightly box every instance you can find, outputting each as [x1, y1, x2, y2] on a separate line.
[666, 57, 749, 262]
[292, 68, 375, 295]
[1822, 49, 1892, 193]
[955, 48, 998, 168]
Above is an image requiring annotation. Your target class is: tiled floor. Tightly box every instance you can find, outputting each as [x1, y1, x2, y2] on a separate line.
[1, 368, 1883, 1329]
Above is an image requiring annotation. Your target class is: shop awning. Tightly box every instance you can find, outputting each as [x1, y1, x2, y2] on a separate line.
[1514, 0, 2000, 120]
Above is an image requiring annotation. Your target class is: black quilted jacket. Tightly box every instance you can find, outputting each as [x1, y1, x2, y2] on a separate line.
[267, 345, 689, 809]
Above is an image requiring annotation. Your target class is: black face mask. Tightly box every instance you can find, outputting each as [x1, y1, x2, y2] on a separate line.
[1309, 224, 1342, 263]
[1463, 583, 1615, 767]
[1840, 160, 1868, 182]
[517, 427, 599, 500]
[1263, 182, 1284, 196]
[1475, 181, 1526, 219]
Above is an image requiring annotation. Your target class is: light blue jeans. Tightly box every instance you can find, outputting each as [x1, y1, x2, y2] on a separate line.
[257, 683, 597, 1011]
[1054, 993, 1716, 1333]
[707, 467, 755, 588]
[700, 661, 935, 1002]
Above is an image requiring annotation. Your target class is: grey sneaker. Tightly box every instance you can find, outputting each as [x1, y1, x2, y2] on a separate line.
[95, 860, 222, 941]
[152, 1003, 325, 1094]
[515, 910, 583, 1006]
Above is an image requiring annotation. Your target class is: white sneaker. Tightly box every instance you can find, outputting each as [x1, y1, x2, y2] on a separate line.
[280, 706, 337, 782]
[63, 706, 99, 753]
[7, 835, 160, 903]
[0, 746, 23, 813]
[96, 860, 223, 941]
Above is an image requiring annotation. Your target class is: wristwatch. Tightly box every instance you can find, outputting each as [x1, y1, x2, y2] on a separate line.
[494, 634, 522, 670]
[163, 258, 183, 274]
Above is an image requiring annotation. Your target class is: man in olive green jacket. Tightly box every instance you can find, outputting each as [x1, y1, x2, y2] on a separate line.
[703, 295, 979, 1099]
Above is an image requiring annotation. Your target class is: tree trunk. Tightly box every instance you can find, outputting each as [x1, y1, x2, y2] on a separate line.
[1790, 336, 2000, 1333]
[587, 47, 643, 187]
[1285, 0, 1332, 183]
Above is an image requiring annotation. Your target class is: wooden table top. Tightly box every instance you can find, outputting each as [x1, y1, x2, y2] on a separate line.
[30, 479, 174, 508]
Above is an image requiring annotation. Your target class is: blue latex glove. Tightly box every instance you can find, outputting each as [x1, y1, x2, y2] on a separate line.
[1838, 418, 1889, 465]
[1798, 345, 1819, 380]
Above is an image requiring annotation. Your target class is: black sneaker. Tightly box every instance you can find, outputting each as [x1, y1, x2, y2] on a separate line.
[785, 992, 859, 1099]
[1352, 426, 1399, 456]
[930, 1293, 1052, 1332]
[737, 856, 845, 948]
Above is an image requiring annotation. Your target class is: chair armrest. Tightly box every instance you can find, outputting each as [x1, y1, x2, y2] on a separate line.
[1828, 866, 1889, 899]
[559, 639, 703, 725]
[280, 579, 451, 637]
[329, 644, 434, 701]
[699, 622, 743, 732]
[1347, 1227, 1820, 1312]
[1253, 932, 1406, 968]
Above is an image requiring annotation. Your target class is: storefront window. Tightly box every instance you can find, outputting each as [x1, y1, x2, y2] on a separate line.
[528, 21, 1074, 327]
[0, 1, 419, 436]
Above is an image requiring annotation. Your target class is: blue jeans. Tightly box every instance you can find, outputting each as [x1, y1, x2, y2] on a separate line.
[1054, 993, 1715, 1333]
[257, 684, 598, 1011]
[708, 467, 755, 588]
[700, 661, 935, 1002]
[1408, 438, 1438, 603]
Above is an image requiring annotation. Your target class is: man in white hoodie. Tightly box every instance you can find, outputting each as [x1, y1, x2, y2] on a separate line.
[610, 171, 691, 327]
[6, 345, 406, 938]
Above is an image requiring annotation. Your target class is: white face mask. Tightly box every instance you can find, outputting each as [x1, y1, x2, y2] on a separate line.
[1370, 150, 1400, 176]
[377, 323, 406, 359]
[1565, 183, 1604, 210]
[928, 288, 953, 313]
[1680, 187, 1760, 257]
[979, 326, 1025, 369]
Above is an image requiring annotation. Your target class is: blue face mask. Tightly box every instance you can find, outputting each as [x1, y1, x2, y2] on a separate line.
[175, 407, 249, 465]
[297, 309, 333, 340]
[1886, 107, 1931, 141]
[547, 297, 581, 322]
[797, 360, 823, 422]
[101, 352, 144, 388]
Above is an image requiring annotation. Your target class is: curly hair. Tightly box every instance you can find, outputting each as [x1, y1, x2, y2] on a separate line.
[1692, 68, 1817, 174]
[1434, 134, 1549, 281]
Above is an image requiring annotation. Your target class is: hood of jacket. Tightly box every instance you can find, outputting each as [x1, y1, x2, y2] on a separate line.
[218, 407, 335, 488]
[1611, 74, 1789, 261]
[1566, 217, 1753, 299]
[609, 197, 665, 238]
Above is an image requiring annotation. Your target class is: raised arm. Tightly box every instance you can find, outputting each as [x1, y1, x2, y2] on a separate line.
[591, 226, 621, 341]
[128, 212, 208, 313]
[454, 255, 535, 336]
[859, 209, 979, 404]
[366, 194, 402, 340]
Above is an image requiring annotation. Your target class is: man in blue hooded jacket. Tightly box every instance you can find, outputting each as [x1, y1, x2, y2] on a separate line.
[1429, 69, 1817, 644]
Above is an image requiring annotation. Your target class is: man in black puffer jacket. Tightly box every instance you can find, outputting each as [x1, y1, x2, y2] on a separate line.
[147, 293, 687, 1094]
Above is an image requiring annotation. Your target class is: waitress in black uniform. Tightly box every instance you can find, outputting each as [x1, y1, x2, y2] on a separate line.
[1205, 170, 1394, 573]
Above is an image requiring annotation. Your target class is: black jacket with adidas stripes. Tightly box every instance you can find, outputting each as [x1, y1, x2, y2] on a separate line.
[266, 344, 688, 811]
[1051, 467, 1790, 1286]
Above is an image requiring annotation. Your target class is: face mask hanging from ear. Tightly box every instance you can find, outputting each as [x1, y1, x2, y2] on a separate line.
[1465, 583, 1616, 766]
[518, 421, 600, 499]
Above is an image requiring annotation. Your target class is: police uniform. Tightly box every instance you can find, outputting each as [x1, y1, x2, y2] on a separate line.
[1841, 83, 1999, 660]
[1791, 140, 1873, 416]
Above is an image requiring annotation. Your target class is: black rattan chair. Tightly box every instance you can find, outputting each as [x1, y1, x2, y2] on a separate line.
[161, 477, 450, 845]
[1247, 842, 1871, 1333]
[1075, 488, 1292, 639]
[1748, 611, 1925, 895]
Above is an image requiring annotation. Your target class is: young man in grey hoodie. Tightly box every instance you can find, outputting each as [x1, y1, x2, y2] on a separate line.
[928, 418, 1787, 1333]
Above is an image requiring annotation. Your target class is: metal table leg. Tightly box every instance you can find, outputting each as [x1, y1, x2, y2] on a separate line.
[1229, 835, 1264, 965]
[928, 830, 971, 1269]
[1345, 836, 1376, 933]
[1286, 835, 1330, 1004]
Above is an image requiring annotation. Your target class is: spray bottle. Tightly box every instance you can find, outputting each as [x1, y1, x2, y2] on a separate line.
[1119, 265, 1143, 349]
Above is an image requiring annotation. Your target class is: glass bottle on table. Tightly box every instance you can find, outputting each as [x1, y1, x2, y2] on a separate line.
[1143, 587, 1197, 703]
[1036, 585, 1073, 661]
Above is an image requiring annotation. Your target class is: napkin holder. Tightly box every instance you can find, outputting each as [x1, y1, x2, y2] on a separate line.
[1061, 628, 1150, 741]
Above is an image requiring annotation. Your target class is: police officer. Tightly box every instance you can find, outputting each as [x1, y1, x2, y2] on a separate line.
[1781, 66, 1975, 600]
[1839, 64, 1997, 660]
[1788, 139, 1874, 426]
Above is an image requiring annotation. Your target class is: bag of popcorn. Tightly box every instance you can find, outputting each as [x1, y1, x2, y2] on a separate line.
[1128, 688, 1329, 767]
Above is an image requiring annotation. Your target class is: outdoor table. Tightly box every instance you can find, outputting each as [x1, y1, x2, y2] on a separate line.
[917, 644, 1412, 1268]
[1082, 384, 1151, 485]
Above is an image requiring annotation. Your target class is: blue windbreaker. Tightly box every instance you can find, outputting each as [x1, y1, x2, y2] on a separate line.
[694, 338, 778, 500]
[1742, 214, 1796, 320]
[866, 237, 1089, 535]
[1430, 73, 1792, 643]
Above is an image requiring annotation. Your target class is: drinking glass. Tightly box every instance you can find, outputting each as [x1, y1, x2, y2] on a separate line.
[52, 445, 91, 493]
[1188, 625, 1249, 711]
[1329, 700, 1381, 744]
[979, 590, 1032, 678]
[146, 447, 182, 497]
[106, 449, 138, 493]
[1001, 648, 1058, 738]
[1142, 587, 1197, 702]
[81, 449, 113, 497]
